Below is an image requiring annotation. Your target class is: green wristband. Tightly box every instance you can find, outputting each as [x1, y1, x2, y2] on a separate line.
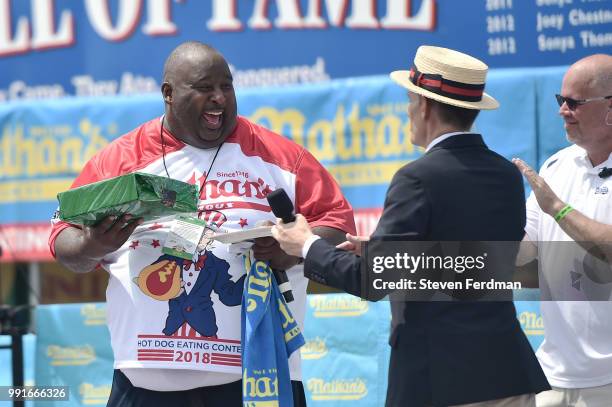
[554, 204, 574, 222]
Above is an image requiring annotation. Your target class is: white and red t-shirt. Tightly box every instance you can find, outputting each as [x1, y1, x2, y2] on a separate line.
[49, 116, 355, 390]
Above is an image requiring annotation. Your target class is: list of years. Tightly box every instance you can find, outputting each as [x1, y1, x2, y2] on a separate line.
[485, 0, 611, 57]
[485, 0, 517, 56]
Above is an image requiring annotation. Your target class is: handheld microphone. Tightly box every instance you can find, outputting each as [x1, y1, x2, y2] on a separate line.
[266, 188, 296, 303]
[598, 167, 612, 179]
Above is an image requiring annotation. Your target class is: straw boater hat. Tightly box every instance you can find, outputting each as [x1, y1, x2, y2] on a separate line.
[390, 46, 499, 110]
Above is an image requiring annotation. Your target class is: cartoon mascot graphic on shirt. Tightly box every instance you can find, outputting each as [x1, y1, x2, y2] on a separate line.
[134, 210, 246, 338]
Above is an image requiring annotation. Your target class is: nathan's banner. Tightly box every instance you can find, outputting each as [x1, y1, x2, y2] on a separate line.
[0, 0, 609, 101]
[301, 294, 391, 406]
[25, 297, 543, 406]
[300, 294, 544, 407]
[0, 67, 569, 261]
[0, 71, 548, 223]
[35, 304, 113, 407]
[515, 298, 545, 351]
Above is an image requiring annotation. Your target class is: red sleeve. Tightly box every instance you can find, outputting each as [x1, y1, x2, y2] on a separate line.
[294, 150, 356, 235]
[48, 157, 105, 258]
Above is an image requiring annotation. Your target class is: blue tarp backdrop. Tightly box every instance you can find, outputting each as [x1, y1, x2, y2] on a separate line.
[0, 295, 542, 407]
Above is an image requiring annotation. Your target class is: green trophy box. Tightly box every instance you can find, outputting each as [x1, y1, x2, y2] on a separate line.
[57, 172, 199, 226]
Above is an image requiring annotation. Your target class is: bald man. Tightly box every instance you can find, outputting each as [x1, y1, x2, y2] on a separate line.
[513, 54, 612, 407]
[49, 41, 354, 406]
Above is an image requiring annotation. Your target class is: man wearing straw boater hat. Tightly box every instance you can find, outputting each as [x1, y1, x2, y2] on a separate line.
[272, 46, 550, 406]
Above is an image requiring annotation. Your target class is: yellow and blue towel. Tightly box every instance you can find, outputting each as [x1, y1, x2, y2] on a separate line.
[241, 256, 305, 406]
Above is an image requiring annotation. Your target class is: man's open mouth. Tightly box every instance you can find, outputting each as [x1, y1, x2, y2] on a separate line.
[202, 111, 223, 130]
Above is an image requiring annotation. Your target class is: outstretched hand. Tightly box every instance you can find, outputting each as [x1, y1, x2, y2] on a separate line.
[336, 233, 369, 256]
[512, 158, 564, 216]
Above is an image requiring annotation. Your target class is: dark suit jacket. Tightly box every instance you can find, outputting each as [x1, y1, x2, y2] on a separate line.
[304, 134, 549, 406]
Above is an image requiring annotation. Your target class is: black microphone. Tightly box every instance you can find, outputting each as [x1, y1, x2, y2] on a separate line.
[598, 167, 612, 179]
[266, 188, 296, 303]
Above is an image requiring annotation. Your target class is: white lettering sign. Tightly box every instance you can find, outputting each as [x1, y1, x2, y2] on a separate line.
[0, 0, 438, 56]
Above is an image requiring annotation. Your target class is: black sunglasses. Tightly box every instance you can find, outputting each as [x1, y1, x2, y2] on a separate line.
[555, 94, 612, 110]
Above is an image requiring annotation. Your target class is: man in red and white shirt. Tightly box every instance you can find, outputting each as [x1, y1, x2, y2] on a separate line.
[49, 41, 355, 407]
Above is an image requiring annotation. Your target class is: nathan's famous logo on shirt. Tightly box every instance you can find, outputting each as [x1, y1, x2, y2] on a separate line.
[307, 378, 368, 401]
[189, 170, 274, 201]
[518, 311, 545, 336]
[301, 336, 328, 360]
[47, 344, 96, 366]
[80, 303, 106, 326]
[309, 295, 369, 318]
[79, 383, 111, 405]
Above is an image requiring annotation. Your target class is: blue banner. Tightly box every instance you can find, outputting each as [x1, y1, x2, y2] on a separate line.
[0, 67, 570, 227]
[34, 303, 113, 407]
[0, 0, 609, 101]
[0, 295, 545, 407]
[301, 294, 391, 406]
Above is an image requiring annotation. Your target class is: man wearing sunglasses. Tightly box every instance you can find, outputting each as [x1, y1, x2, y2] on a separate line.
[514, 53, 612, 407]
[555, 94, 612, 112]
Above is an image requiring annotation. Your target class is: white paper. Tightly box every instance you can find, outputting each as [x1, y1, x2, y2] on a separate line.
[211, 226, 273, 244]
